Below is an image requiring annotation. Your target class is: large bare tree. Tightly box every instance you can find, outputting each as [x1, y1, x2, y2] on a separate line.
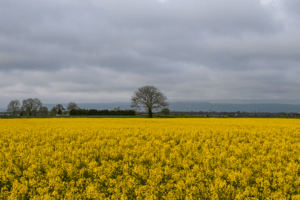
[22, 98, 42, 116]
[131, 85, 169, 118]
[7, 100, 21, 116]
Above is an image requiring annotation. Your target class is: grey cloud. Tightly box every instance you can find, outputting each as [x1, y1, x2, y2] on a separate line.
[0, 0, 300, 106]
[0, 64, 299, 105]
[281, 0, 300, 18]
[0, 0, 284, 72]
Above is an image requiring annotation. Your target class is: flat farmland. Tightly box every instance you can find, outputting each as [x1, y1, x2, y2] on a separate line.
[1, 119, 300, 199]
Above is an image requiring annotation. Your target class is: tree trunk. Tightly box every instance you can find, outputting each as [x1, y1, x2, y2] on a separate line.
[148, 108, 153, 118]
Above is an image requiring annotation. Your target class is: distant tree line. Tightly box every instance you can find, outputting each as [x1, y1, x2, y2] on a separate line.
[6, 86, 297, 118]
[4, 85, 170, 118]
[6, 98, 45, 116]
[168, 111, 300, 118]
[69, 109, 136, 116]
[6, 99, 81, 116]
[5, 99, 136, 117]
[5, 98, 300, 118]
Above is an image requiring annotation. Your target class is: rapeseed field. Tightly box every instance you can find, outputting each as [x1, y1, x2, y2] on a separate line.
[1, 118, 300, 199]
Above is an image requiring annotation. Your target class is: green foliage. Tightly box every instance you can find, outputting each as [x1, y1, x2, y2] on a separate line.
[49, 111, 55, 116]
[161, 108, 170, 116]
[179, 112, 185, 117]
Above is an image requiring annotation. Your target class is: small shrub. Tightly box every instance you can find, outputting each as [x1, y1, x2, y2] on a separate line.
[161, 108, 170, 116]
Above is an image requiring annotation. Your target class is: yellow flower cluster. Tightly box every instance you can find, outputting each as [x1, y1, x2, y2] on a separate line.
[1, 118, 300, 199]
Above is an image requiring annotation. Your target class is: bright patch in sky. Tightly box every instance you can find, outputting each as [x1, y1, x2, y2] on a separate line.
[260, 0, 274, 4]
[156, 0, 168, 3]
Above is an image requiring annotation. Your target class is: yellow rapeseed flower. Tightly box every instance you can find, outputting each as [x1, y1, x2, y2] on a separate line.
[0, 118, 300, 199]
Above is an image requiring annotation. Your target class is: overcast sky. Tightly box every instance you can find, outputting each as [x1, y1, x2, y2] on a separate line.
[0, 0, 299, 106]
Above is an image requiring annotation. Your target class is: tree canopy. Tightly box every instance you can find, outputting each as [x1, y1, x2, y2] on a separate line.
[67, 102, 80, 111]
[22, 98, 42, 116]
[38, 106, 49, 116]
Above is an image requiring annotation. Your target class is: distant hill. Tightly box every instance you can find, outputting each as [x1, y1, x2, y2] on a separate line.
[43, 102, 300, 113]
[1, 102, 300, 113]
